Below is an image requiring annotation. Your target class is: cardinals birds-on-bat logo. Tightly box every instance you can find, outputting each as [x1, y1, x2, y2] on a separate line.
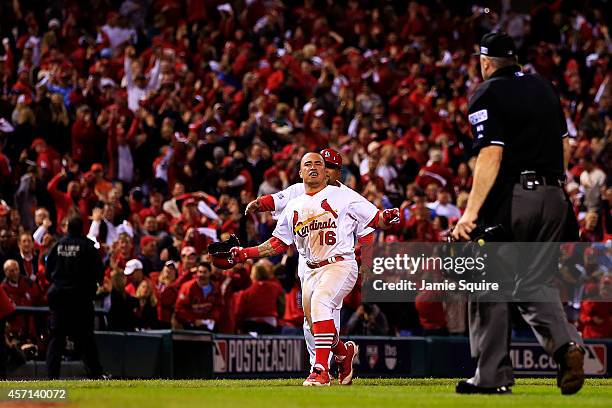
[320, 199, 338, 218]
[292, 201, 339, 237]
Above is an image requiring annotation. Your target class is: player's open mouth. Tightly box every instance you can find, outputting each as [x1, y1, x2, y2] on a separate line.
[309, 170, 318, 177]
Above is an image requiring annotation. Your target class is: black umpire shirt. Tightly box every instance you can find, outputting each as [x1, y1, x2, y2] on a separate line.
[467, 64, 568, 223]
[45, 234, 104, 304]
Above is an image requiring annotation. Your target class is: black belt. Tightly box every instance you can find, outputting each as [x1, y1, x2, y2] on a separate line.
[306, 256, 345, 269]
[515, 172, 565, 187]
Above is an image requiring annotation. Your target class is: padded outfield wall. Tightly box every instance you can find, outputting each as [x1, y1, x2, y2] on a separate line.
[7, 331, 610, 379]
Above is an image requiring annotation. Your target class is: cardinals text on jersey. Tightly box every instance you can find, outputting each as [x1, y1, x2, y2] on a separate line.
[273, 185, 377, 263]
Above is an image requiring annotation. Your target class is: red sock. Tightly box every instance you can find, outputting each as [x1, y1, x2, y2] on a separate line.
[312, 319, 336, 371]
[332, 336, 347, 359]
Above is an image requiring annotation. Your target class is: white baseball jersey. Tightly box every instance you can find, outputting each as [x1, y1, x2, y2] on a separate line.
[271, 182, 374, 238]
[271, 183, 305, 220]
[272, 185, 378, 263]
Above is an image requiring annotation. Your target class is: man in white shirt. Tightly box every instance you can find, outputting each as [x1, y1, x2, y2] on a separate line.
[124, 46, 161, 112]
[427, 189, 462, 219]
[100, 13, 137, 52]
[87, 204, 119, 248]
[579, 156, 606, 210]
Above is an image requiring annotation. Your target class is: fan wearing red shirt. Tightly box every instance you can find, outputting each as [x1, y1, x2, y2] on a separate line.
[415, 149, 454, 190]
[155, 261, 180, 328]
[403, 193, 438, 242]
[579, 276, 612, 339]
[138, 191, 166, 221]
[174, 245, 198, 288]
[415, 286, 448, 336]
[212, 263, 252, 334]
[123, 259, 153, 297]
[31, 138, 61, 176]
[283, 281, 305, 329]
[235, 260, 285, 334]
[174, 261, 223, 330]
[71, 105, 98, 167]
[1, 260, 37, 341]
[16, 233, 45, 305]
[0, 145, 11, 181]
[178, 198, 204, 229]
[46, 169, 84, 226]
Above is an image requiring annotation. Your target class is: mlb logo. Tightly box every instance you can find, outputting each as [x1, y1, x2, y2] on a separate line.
[213, 340, 228, 373]
[584, 344, 607, 375]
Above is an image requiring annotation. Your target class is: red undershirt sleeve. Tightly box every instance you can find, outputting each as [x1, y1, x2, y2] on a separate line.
[357, 232, 375, 246]
[244, 236, 289, 258]
[367, 211, 381, 228]
[258, 195, 275, 212]
[269, 236, 289, 254]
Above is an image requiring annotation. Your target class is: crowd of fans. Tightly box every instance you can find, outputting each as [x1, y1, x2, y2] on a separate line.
[0, 0, 610, 359]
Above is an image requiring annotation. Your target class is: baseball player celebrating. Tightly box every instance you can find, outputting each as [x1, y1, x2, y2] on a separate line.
[230, 152, 399, 386]
[245, 148, 374, 370]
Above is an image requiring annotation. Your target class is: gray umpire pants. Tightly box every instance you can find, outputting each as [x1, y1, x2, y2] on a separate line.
[469, 184, 583, 387]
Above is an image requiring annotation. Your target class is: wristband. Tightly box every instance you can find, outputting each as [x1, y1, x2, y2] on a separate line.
[269, 236, 288, 253]
[244, 246, 260, 259]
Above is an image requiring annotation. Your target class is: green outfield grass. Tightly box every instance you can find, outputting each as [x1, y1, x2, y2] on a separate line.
[0, 378, 610, 408]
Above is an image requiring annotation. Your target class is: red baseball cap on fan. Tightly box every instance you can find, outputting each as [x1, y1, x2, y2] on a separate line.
[320, 148, 342, 168]
[140, 235, 157, 248]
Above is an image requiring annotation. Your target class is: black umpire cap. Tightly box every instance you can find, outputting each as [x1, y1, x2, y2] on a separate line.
[474, 32, 517, 58]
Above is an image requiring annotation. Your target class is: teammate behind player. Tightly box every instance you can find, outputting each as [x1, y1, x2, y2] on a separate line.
[229, 152, 399, 386]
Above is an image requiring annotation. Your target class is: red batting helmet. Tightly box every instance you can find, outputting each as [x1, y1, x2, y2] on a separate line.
[320, 148, 342, 168]
[208, 234, 240, 270]
[211, 254, 236, 270]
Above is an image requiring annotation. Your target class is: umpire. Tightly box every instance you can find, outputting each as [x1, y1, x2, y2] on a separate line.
[45, 215, 105, 379]
[451, 32, 584, 395]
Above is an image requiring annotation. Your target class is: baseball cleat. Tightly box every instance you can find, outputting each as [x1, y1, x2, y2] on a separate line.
[336, 341, 359, 385]
[303, 365, 331, 386]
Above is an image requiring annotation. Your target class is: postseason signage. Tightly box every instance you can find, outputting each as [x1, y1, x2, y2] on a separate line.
[213, 336, 306, 376]
[210, 335, 610, 378]
[212, 335, 411, 378]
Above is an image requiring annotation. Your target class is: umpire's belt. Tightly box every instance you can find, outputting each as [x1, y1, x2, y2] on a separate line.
[516, 172, 565, 187]
[306, 256, 345, 269]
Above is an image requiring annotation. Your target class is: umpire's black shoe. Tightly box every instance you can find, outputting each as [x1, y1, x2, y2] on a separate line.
[555, 342, 585, 395]
[456, 380, 511, 394]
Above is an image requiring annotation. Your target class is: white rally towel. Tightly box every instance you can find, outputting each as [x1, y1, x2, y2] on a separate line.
[197, 200, 220, 221]
[197, 227, 219, 243]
